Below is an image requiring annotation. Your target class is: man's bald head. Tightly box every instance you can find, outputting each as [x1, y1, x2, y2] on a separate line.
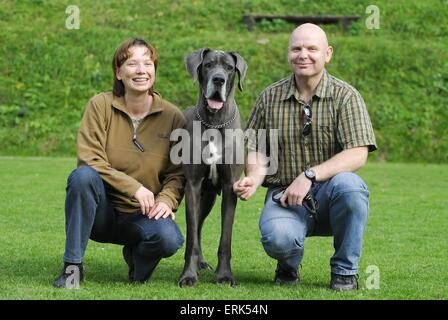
[288, 23, 333, 80]
[289, 23, 329, 48]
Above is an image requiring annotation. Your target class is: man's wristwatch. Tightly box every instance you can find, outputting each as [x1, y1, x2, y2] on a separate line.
[304, 168, 316, 186]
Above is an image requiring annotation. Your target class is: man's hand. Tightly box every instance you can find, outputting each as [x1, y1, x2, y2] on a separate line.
[233, 177, 257, 201]
[148, 201, 174, 220]
[280, 173, 312, 208]
[134, 186, 155, 215]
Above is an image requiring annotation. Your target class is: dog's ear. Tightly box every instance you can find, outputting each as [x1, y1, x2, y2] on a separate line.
[185, 48, 210, 83]
[229, 52, 248, 91]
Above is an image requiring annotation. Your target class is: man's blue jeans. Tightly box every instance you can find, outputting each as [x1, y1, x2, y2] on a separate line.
[63, 166, 184, 280]
[259, 172, 369, 276]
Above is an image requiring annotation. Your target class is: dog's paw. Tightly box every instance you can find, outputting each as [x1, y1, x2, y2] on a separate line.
[216, 274, 236, 287]
[178, 273, 198, 287]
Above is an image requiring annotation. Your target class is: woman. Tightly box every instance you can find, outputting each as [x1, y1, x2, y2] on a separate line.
[54, 38, 185, 288]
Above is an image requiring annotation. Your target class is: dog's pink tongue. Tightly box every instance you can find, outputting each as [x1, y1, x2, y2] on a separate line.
[207, 99, 223, 110]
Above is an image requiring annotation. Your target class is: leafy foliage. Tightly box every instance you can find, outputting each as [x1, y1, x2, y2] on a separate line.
[0, 0, 446, 162]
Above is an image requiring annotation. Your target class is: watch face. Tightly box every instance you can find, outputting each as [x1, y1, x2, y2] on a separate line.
[306, 169, 315, 179]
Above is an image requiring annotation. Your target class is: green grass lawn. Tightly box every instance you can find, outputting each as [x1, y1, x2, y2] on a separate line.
[0, 157, 447, 300]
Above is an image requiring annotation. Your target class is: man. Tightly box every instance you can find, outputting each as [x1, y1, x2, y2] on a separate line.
[233, 24, 377, 291]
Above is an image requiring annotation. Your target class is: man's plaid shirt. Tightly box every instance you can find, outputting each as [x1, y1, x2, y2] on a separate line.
[246, 69, 377, 187]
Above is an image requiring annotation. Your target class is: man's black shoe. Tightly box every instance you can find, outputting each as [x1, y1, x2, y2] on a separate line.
[330, 273, 358, 292]
[274, 263, 300, 285]
[122, 245, 134, 282]
[53, 263, 84, 288]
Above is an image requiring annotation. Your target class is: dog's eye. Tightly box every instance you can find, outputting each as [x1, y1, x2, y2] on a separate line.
[226, 65, 234, 71]
[203, 62, 212, 68]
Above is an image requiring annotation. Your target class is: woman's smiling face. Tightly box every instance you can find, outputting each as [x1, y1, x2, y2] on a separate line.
[116, 46, 156, 94]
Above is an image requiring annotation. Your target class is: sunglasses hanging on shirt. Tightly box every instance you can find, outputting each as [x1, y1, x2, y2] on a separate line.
[302, 104, 312, 136]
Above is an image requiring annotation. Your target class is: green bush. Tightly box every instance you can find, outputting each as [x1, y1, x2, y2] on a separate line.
[0, 0, 446, 162]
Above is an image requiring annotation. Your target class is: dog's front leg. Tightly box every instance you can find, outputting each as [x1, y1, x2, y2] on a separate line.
[216, 183, 238, 286]
[178, 179, 202, 287]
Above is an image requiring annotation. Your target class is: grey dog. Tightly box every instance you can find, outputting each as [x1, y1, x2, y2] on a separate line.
[178, 48, 247, 287]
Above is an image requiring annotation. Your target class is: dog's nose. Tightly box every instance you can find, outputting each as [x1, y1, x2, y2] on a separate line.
[212, 75, 225, 86]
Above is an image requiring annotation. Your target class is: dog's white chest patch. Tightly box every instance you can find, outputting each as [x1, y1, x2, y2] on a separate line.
[205, 141, 221, 165]
[204, 141, 221, 186]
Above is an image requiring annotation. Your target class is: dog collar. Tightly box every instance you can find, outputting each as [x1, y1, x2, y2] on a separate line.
[194, 107, 238, 129]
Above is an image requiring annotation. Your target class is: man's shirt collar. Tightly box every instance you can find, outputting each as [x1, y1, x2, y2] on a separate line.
[281, 69, 333, 102]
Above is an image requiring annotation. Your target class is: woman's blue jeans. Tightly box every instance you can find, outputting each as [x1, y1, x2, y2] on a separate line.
[259, 172, 369, 276]
[62, 166, 184, 280]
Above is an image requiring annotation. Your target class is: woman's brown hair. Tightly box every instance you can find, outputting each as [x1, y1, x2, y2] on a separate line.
[112, 38, 158, 97]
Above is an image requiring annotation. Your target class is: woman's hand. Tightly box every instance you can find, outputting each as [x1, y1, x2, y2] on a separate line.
[148, 202, 174, 220]
[134, 186, 155, 215]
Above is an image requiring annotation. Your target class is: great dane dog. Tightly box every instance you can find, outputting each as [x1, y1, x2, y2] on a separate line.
[178, 48, 247, 287]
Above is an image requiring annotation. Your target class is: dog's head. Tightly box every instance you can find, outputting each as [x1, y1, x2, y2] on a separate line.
[185, 48, 247, 113]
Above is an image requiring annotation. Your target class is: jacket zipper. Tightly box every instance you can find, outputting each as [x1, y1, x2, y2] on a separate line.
[130, 118, 145, 152]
